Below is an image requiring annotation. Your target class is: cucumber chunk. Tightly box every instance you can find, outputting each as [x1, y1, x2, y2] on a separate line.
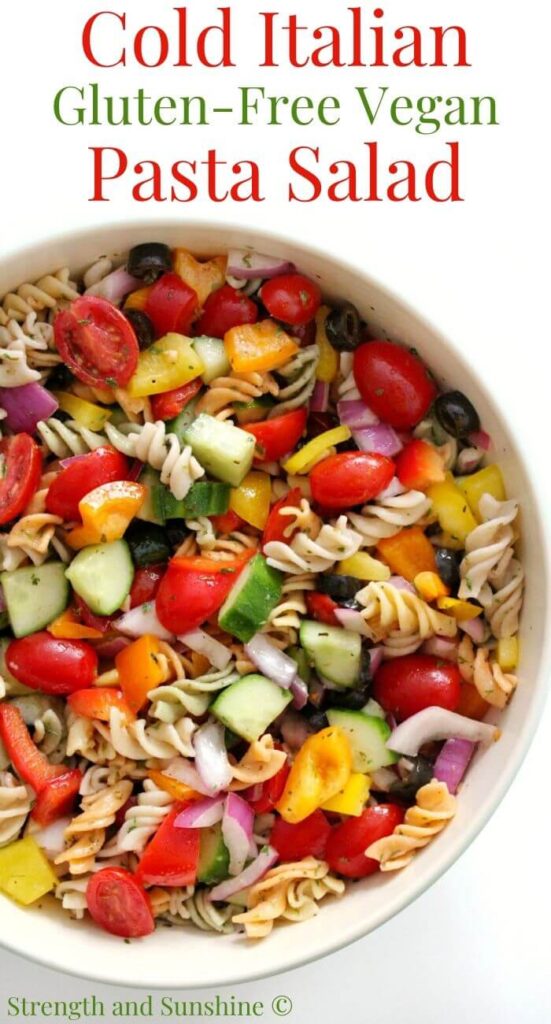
[218, 554, 282, 643]
[168, 397, 199, 444]
[137, 466, 163, 525]
[152, 480, 230, 522]
[65, 540, 134, 616]
[299, 620, 361, 688]
[211, 673, 292, 742]
[193, 336, 231, 383]
[1, 562, 69, 638]
[183, 414, 255, 487]
[326, 709, 398, 772]
[197, 824, 230, 885]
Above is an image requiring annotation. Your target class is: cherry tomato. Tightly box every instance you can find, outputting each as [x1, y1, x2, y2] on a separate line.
[353, 341, 437, 430]
[86, 868, 154, 938]
[306, 592, 341, 627]
[374, 654, 462, 721]
[395, 439, 445, 491]
[144, 273, 197, 337]
[325, 804, 404, 878]
[73, 594, 118, 634]
[45, 447, 129, 521]
[67, 688, 134, 722]
[310, 452, 395, 509]
[210, 509, 244, 535]
[456, 682, 491, 721]
[150, 378, 202, 421]
[136, 805, 200, 887]
[129, 564, 166, 608]
[243, 763, 290, 814]
[54, 296, 139, 388]
[270, 810, 331, 862]
[244, 409, 307, 463]
[0, 434, 42, 526]
[156, 552, 253, 635]
[195, 284, 258, 338]
[262, 488, 303, 547]
[260, 274, 322, 326]
[6, 632, 98, 695]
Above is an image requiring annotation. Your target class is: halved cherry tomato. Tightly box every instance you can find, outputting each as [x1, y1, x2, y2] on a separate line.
[395, 439, 446, 491]
[150, 378, 202, 421]
[310, 452, 395, 509]
[325, 804, 404, 878]
[242, 763, 290, 815]
[353, 340, 437, 430]
[45, 447, 129, 521]
[31, 770, 83, 826]
[456, 682, 491, 721]
[87, 868, 154, 938]
[144, 273, 197, 337]
[195, 284, 258, 338]
[0, 705, 81, 823]
[374, 654, 461, 721]
[0, 434, 42, 526]
[270, 810, 331, 862]
[136, 805, 200, 887]
[244, 408, 307, 463]
[155, 552, 254, 635]
[306, 592, 341, 627]
[210, 509, 244, 535]
[260, 274, 321, 327]
[129, 564, 166, 608]
[262, 488, 303, 548]
[6, 632, 98, 695]
[67, 688, 134, 722]
[54, 296, 139, 388]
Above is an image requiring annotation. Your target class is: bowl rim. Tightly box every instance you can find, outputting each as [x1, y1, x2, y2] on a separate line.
[0, 217, 549, 989]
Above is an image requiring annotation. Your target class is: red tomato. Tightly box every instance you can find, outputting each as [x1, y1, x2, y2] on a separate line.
[395, 439, 446, 491]
[156, 552, 253, 635]
[325, 804, 404, 878]
[243, 763, 290, 814]
[144, 273, 197, 337]
[150, 378, 202, 421]
[86, 868, 154, 938]
[210, 509, 244, 535]
[195, 284, 258, 338]
[67, 688, 134, 722]
[353, 341, 437, 430]
[306, 592, 341, 627]
[262, 488, 303, 547]
[31, 770, 82, 826]
[129, 564, 166, 608]
[271, 810, 331, 862]
[54, 296, 139, 388]
[0, 434, 42, 526]
[73, 594, 118, 634]
[310, 452, 395, 509]
[0, 704, 81, 823]
[136, 805, 200, 887]
[245, 409, 307, 463]
[374, 654, 462, 721]
[45, 447, 129, 521]
[260, 274, 321, 326]
[6, 632, 98, 695]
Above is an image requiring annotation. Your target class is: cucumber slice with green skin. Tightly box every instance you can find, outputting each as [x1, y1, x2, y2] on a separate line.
[326, 709, 398, 772]
[299, 620, 361, 689]
[152, 480, 230, 522]
[167, 396, 199, 444]
[137, 466, 163, 525]
[1, 562, 69, 639]
[287, 646, 311, 685]
[183, 414, 255, 487]
[234, 395, 276, 425]
[65, 540, 134, 616]
[211, 673, 292, 743]
[125, 521, 171, 567]
[218, 554, 282, 643]
[197, 824, 230, 885]
[192, 336, 231, 384]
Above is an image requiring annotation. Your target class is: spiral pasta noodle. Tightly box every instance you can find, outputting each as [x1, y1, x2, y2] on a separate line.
[36, 418, 107, 458]
[5, 513, 63, 567]
[230, 734, 288, 790]
[55, 781, 134, 875]
[150, 886, 235, 933]
[357, 580, 458, 644]
[482, 557, 524, 639]
[105, 421, 205, 501]
[1, 269, 79, 324]
[459, 495, 520, 601]
[0, 772, 32, 847]
[365, 781, 457, 871]
[196, 371, 278, 421]
[148, 662, 240, 721]
[269, 345, 319, 415]
[348, 489, 432, 548]
[461, 644, 518, 709]
[265, 515, 362, 574]
[233, 858, 345, 938]
[261, 572, 316, 648]
[100, 779, 173, 857]
[95, 707, 198, 761]
[79, 760, 147, 797]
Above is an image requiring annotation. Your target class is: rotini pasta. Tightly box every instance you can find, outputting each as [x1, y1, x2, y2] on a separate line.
[233, 858, 345, 938]
[269, 345, 319, 415]
[459, 495, 520, 601]
[99, 779, 172, 856]
[365, 781, 457, 870]
[348, 489, 432, 548]
[357, 580, 458, 644]
[196, 371, 278, 420]
[55, 781, 134, 875]
[1, 268, 79, 324]
[0, 772, 32, 847]
[106, 420, 204, 500]
[265, 515, 362, 574]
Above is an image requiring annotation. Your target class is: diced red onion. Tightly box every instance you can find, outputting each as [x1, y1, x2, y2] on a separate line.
[178, 628, 231, 670]
[30, 817, 72, 858]
[370, 767, 398, 792]
[247, 783, 264, 803]
[389, 575, 416, 594]
[0, 383, 58, 432]
[222, 792, 255, 875]
[85, 266, 141, 304]
[334, 608, 370, 636]
[352, 424, 403, 458]
[377, 476, 407, 500]
[433, 738, 476, 794]
[460, 617, 486, 644]
[280, 710, 313, 751]
[421, 636, 459, 661]
[227, 249, 293, 281]
[193, 720, 233, 796]
[209, 845, 279, 902]
[163, 757, 212, 796]
[174, 795, 225, 829]
[310, 381, 329, 413]
[369, 646, 384, 675]
[337, 398, 379, 429]
[244, 634, 297, 689]
[290, 674, 309, 710]
[456, 447, 484, 475]
[127, 459, 144, 482]
[94, 636, 131, 660]
[116, 602, 173, 640]
[468, 430, 491, 451]
[388, 707, 499, 756]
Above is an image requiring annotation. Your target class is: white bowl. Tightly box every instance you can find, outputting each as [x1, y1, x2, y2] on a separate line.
[0, 221, 548, 988]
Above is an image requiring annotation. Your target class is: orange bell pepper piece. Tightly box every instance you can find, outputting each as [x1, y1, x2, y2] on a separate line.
[414, 571, 450, 602]
[67, 481, 146, 550]
[224, 320, 299, 374]
[377, 526, 437, 582]
[67, 688, 134, 722]
[115, 634, 166, 714]
[148, 770, 203, 802]
[124, 286, 153, 311]
[173, 249, 227, 309]
[48, 608, 103, 640]
[275, 726, 352, 824]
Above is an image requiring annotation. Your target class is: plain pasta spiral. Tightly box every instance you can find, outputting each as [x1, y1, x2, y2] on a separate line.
[365, 781, 457, 871]
[0, 772, 32, 847]
[233, 858, 345, 938]
[264, 515, 362, 574]
[348, 489, 432, 547]
[357, 580, 458, 644]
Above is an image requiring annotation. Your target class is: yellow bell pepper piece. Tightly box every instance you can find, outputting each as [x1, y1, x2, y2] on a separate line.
[53, 392, 112, 432]
[337, 552, 390, 582]
[377, 526, 437, 582]
[437, 597, 483, 621]
[127, 333, 204, 399]
[124, 285, 152, 311]
[322, 773, 371, 816]
[230, 471, 271, 530]
[427, 473, 478, 545]
[456, 465, 506, 520]
[48, 608, 103, 640]
[224, 320, 298, 374]
[497, 636, 519, 671]
[283, 425, 351, 476]
[67, 481, 146, 550]
[315, 306, 339, 383]
[276, 726, 352, 824]
[173, 249, 227, 309]
[414, 571, 450, 602]
[115, 634, 165, 714]
[0, 837, 57, 906]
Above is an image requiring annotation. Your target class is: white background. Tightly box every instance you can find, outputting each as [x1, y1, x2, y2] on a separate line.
[0, 0, 550, 1020]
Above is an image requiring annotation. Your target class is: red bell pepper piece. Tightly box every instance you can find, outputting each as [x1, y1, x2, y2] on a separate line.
[135, 805, 200, 887]
[150, 378, 202, 421]
[306, 592, 341, 627]
[0, 705, 81, 824]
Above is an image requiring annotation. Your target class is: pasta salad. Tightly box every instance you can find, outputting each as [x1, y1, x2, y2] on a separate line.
[0, 242, 523, 939]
